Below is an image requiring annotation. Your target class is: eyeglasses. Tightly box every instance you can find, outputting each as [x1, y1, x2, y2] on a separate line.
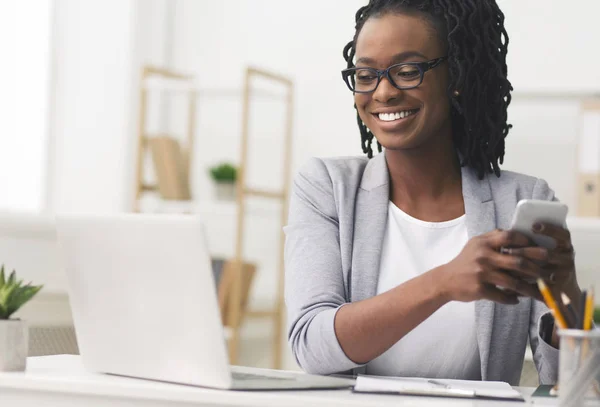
[341, 56, 448, 93]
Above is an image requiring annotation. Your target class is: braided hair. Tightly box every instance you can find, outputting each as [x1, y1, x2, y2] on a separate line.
[343, 0, 513, 179]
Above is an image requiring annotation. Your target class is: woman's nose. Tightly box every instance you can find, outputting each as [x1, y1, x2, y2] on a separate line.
[372, 76, 403, 103]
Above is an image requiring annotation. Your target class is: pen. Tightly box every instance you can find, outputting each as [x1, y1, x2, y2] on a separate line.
[561, 293, 578, 329]
[428, 379, 450, 388]
[537, 279, 569, 330]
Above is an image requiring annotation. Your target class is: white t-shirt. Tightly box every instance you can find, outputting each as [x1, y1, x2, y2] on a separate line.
[366, 202, 481, 380]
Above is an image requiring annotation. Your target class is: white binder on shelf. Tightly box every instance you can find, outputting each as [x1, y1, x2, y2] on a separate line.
[577, 99, 600, 217]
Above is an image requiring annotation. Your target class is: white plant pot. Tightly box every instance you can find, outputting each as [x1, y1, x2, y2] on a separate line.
[214, 182, 236, 201]
[0, 319, 28, 372]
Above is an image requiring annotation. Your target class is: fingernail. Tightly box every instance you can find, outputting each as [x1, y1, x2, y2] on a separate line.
[541, 248, 549, 259]
[533, 223, 543, 232]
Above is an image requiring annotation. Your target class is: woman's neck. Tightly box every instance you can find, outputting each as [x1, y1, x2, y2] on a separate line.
[385, 135, 464, 221]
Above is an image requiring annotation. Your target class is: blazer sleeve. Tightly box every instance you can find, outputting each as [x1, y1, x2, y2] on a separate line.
[283, 157, 362, 375]
[528, 177, 560, 384]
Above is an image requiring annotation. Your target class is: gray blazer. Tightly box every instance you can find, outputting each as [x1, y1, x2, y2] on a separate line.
[284, 153, 559, 385]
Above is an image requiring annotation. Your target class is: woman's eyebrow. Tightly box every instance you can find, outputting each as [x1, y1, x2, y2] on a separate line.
[355, 51, 429, 66]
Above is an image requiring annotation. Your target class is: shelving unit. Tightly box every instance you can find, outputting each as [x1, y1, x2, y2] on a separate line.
[227, 67, 294, 369]
[133, 66, 196, 212]
[132, 65, 294, 369]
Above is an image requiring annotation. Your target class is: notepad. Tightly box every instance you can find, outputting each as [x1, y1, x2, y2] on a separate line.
[353, 375, 524, 401]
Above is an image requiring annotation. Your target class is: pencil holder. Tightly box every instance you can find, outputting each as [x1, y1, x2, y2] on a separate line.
[558, 329, 600, 407]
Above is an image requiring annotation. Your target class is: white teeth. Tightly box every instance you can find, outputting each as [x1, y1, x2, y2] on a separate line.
[378, 110, 417, 122]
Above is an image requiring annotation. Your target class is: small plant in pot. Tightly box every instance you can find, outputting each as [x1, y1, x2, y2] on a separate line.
[0, 265, 42, 372]
[209, 163, 238, 201]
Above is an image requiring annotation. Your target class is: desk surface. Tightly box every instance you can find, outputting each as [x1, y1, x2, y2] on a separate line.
[0, 356, 554, 407]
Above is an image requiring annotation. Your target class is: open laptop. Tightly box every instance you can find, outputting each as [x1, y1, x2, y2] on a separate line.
[55, 213, 353, 390]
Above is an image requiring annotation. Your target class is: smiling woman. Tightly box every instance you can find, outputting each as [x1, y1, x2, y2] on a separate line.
[285, 0, 583, 387]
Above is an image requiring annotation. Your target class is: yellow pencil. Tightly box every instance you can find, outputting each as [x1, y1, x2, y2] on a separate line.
[584, 288, 594, 331]
[537, 279, 569, 330]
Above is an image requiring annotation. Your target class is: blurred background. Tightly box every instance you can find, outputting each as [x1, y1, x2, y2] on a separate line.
[1, 0, 599, 385]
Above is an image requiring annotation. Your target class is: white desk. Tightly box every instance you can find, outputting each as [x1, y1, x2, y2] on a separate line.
[0, 356, 554, 407]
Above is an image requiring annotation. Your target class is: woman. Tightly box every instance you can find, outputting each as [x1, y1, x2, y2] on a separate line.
[284, 0, 582, 386]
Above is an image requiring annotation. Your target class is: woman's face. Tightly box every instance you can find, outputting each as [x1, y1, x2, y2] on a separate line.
[354, 12, 452, 151]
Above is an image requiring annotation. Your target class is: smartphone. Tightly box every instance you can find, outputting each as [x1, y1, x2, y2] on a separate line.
[509, 199, 569, 250]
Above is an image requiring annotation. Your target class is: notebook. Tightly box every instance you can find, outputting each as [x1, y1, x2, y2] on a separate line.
[353, 375, 524, 401]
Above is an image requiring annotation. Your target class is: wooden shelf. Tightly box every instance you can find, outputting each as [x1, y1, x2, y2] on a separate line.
[132, 65, 294, 370]
[244, 188, 285, 200]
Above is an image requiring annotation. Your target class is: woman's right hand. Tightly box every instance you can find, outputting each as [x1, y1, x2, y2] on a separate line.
[436, 229, 549, 305]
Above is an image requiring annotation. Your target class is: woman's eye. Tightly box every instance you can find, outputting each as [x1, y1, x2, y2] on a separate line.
[355, 69, 377, 81]
[397, 70, 419, 78]
[357, 74, 377, 81]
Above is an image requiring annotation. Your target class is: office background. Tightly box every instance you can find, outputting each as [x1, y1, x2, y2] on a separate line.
[1, 0, 600, 381]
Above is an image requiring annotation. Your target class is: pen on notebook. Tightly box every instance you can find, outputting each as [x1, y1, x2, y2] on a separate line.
[427, 379, 450, 388]
[579, 290, 588, 330]
[561, 293, 578, 329]
[537, 279, 569, 330]
[584, 288, 594, 331]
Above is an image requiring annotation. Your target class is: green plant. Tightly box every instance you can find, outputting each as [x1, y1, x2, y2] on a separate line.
[594, 307, 600, 324]
[209, 163, 237, 183]
[0, 265, 43, 320]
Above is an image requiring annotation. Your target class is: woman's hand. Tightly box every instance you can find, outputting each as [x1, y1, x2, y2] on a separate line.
[532, 222, 580, 300]
[507, 223, 580, 299]
[436, 229, 547, 305]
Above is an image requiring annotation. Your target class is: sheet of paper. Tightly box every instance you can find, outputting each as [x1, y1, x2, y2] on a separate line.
[354, 375, 524, 400]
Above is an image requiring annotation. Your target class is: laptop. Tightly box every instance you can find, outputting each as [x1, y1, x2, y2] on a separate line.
[55, 213, 353, 390]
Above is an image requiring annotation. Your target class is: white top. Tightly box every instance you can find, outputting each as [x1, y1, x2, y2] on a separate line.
[367, 202, 481, 380]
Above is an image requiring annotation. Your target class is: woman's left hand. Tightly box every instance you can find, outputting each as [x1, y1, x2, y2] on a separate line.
[508, 222, 582, 347]
[531, 222, 580, 299]
[504, 222, 579, 297]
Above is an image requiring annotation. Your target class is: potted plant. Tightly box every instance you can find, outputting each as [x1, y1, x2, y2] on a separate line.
[209, 162, 238, 201]
[0, 265, 42, 372]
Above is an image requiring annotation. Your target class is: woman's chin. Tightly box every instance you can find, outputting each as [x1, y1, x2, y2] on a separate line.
[374, 131, 421, 151]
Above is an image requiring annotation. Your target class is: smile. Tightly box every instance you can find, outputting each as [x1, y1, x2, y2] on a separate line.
[374, 109, 420, 122]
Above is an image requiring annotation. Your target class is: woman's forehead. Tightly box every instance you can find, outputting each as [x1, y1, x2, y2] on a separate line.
[355, 13, 445, 65]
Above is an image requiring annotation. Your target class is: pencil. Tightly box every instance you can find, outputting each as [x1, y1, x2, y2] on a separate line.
[584, 288, 595, 331]
[579, 291, 588, 330]
[537, 279, 569, 330]
[561, 293, 578, 329]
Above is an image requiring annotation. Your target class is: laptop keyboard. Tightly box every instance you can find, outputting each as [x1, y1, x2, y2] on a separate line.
[232, 371, 296, 381]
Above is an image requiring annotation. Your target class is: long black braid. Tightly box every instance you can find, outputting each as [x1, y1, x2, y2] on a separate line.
[343, 0, 513, 179]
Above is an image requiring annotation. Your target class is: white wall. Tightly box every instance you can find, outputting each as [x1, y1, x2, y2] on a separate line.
[47, 0, 172, 214]
[498, 0, 600, 209]
[500, 0, 600, 93]
[48, 0, 136, 213]
[0, 1, 52, 212]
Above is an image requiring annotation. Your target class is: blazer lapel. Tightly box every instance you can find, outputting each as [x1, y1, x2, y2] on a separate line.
[461, 166, 497, 380]
[350, 153, 390, 303]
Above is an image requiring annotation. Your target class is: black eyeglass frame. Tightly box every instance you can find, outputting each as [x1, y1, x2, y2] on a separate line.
[341, 56, 448, 93]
